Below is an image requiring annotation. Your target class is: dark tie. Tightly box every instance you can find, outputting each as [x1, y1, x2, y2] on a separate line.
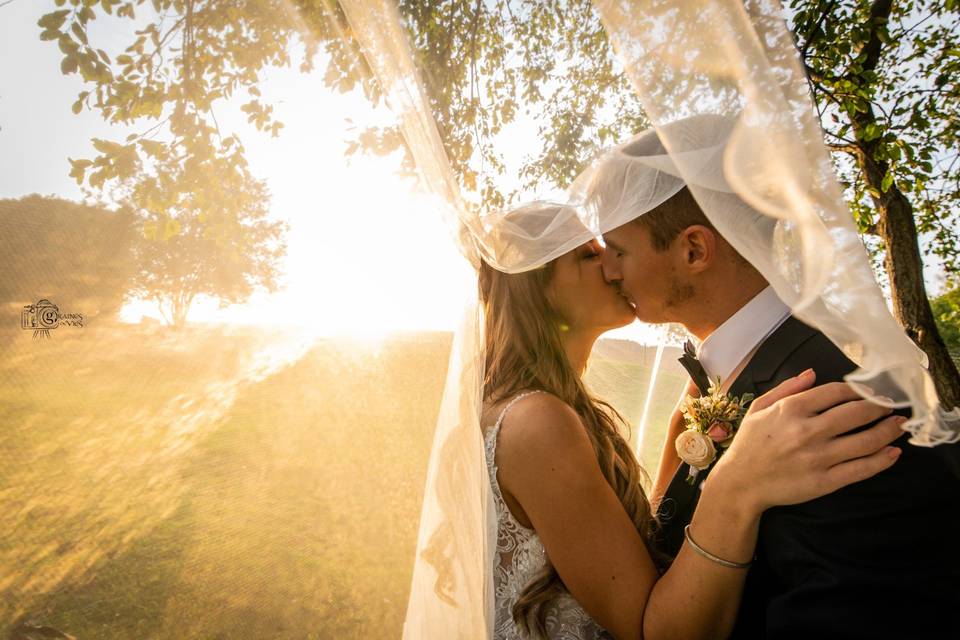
[657, 340, 713, 556]
[678, 339, 712, 396]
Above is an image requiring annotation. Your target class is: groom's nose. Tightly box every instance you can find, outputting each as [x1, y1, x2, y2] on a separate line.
[601, 251, 621, 284]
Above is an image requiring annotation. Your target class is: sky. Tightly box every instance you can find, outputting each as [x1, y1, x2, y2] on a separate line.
[0, 1, 488, 336]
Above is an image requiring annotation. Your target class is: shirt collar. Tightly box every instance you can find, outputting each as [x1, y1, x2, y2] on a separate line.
[696, 286, 791, 384]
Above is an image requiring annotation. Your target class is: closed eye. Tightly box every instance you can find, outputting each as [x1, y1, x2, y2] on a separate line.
[602, 239, 625, 258]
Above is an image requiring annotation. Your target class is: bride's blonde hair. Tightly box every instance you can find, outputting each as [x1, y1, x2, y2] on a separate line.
[478, 258, 665, 639]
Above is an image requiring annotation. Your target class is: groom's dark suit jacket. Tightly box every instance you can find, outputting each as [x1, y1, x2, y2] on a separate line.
[655, 316, 960, 639]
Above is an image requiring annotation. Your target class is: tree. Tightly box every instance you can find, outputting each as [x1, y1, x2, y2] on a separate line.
[931, 284, 960, 359]
[0, 194, 139, 328]
[133, 156, 288, 328]
[37, 0, 292, 327]
[789, 0, 960, 408]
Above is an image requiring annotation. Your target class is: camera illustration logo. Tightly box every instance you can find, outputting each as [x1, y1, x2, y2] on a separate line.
[21, 299, 83, 339]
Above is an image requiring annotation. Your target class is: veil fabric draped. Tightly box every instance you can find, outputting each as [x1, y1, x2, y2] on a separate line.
[587, 0, 958, 446]
[330, 0, 960, 637]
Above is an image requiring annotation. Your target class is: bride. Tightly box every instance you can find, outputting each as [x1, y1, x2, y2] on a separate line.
[476, 215, 904, 639]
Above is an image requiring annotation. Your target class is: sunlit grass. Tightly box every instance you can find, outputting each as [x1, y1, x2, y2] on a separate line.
[0, 323, 681, 637]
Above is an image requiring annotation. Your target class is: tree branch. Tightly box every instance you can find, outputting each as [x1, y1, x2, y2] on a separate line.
[468, 0, 484, 174]
[827, 142, 863, 155]
[799, 0, 839, 62]
[858, 0, 893, 75]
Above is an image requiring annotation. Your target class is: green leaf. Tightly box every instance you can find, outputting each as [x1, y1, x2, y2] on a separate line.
[71, 22, 88, 45]
[38, 10, 70, 31]
[58, 34, 78, 55]
[68, 157, 93, 184]
[61, 55, 79, 74]
[89, 169, 108, 189]
[139, 139, 166, 156]
[881, 171, 894, 192]
[92, 138, 122, 154]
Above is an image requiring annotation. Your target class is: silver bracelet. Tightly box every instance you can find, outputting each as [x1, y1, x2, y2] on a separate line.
[683, 524, 753, 569]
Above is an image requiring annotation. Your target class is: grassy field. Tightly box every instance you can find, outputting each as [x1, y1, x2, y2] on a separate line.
[0, 322, 685, 638]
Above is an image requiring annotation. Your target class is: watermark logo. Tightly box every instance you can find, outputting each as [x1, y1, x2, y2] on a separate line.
[21, 299, 83, 339]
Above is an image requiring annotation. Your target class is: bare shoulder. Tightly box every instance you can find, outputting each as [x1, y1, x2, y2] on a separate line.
[495, 392, 597, 483]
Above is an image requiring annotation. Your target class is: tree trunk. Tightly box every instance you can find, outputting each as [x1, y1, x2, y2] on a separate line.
[855, 122, 960, 410]
[844, 0, 960, 410]
[172, 295, 188, 329]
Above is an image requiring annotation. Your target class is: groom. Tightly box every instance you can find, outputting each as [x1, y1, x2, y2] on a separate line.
[592, 128, 960, 637]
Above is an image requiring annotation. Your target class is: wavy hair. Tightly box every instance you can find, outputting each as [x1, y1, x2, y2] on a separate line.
[478, 258, 665, 639]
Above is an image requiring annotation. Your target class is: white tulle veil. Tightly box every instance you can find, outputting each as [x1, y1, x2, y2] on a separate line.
[329, 0, 960, 638]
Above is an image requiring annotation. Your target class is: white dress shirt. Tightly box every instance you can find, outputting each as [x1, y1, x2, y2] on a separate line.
[696, 285, 791, 387]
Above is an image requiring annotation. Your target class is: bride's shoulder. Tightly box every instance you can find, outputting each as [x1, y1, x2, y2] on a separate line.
[495, 392, 591, 460]
[494, 392, 598, 501]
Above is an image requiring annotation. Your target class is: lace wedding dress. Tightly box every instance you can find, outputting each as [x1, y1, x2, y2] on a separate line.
[483, 390, 615, 640]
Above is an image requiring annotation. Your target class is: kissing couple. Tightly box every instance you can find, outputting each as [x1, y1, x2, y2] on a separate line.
[404, 114, 960, 640]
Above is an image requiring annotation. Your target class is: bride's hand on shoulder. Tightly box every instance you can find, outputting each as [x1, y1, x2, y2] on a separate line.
[709, 369, 906, 514]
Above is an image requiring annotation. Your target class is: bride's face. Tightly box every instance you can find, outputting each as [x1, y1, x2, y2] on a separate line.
[546, 239, 636, 332]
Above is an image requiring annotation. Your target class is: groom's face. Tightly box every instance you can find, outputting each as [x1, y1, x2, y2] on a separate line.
[600, 221, 693, 324]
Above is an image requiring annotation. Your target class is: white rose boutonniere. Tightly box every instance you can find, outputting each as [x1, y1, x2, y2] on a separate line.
[675, 429, 716, 470]
[676, 377, 754, 484]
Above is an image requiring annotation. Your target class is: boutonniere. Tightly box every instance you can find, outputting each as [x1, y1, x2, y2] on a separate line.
[675, 378, 754, 485]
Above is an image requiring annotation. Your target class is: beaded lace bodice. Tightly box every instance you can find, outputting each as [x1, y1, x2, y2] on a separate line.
[483, 391, 614, 640]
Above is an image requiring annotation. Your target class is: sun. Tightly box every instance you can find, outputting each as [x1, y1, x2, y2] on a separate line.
[121, 63, 475, 337]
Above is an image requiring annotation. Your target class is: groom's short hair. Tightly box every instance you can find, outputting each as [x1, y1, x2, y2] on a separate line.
[634, 187, 752, 267]
[633, 186, 715, 251]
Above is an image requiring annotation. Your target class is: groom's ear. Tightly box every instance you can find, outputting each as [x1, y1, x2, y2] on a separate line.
[677, 224, 716, 273]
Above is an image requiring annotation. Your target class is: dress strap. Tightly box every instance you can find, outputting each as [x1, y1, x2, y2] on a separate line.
[494, 389, 545, 431]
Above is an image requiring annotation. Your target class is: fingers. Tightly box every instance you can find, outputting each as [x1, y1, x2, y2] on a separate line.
[823, 414, 907, 464]
[814, 397, 896, 438]
[786, 381, 866, 415]
[749, 368, 816, 413]
[823, 442, 902, 494]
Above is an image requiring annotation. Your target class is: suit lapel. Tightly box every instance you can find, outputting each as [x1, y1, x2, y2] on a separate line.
[656, 316, 821, 555]
[737, 316, 818, 388]
[726, 361, 757, 405]
[688, 318, 815, 474]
